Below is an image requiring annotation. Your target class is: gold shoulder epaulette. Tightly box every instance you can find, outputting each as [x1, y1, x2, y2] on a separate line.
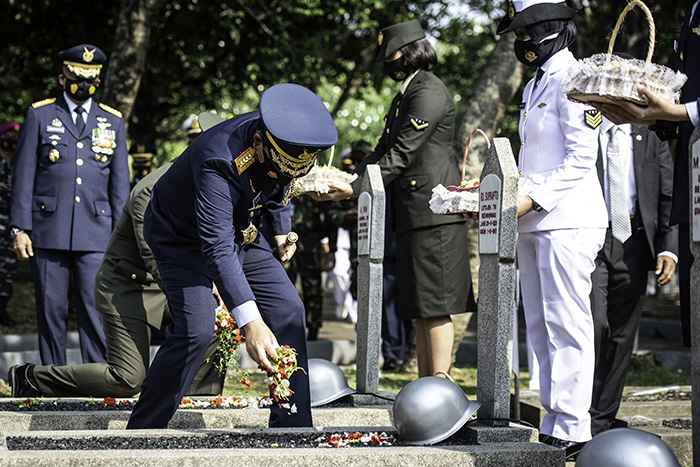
[31, 98, 56, 109]
[99, 103, 123, 118]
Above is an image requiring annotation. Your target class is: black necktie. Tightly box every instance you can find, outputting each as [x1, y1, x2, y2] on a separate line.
[533, 68, 544, 90]
[75, 107, 85, 134]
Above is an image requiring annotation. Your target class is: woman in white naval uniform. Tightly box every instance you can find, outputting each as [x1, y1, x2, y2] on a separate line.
[498, 0, 608, 458]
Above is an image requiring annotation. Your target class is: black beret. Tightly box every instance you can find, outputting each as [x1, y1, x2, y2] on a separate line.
[129, 141, 156, 162]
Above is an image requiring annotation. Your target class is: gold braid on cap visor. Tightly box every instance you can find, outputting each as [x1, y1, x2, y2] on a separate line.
[265, 131, 319, 177]
[64, 61, 102, 79]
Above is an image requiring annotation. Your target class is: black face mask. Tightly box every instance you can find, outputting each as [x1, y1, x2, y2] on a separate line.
[383, 55, 412, 82]
[260, 145, 293, 187]
[514, 34, 560, 68]
[64, 77, 98, 102]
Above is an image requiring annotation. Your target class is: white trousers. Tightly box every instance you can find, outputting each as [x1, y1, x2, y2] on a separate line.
[517, 228, 605, 442]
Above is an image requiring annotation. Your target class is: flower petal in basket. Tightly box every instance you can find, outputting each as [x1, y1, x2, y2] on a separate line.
[298, 165, 357, 194]
[562, 54, 687, 106]
[429, 181, 479, 215]
[561, 0, 687, 106]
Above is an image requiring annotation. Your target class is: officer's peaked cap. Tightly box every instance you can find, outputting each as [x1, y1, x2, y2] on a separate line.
[376, 19, 426, 61]
[59, 44, 107, 79]
[259, 83, 337, 178]
[129, 141, 156, 162]
[497, 0, 577, 35]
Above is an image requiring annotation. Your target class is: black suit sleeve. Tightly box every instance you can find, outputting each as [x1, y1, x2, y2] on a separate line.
[653, 133, 678, 256]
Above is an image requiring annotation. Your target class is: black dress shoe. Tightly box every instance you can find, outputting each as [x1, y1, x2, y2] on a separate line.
[381, 358, 402, 372]
[539, 433, 587, 460]
[0, 312, 16, 327]
[8, 363, 40, 398]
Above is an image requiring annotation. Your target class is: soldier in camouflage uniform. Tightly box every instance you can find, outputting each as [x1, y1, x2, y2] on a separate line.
[286, 194, 335, 340]
[0, 122, 20, 327]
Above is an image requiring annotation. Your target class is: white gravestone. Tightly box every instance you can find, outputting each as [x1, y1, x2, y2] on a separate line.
[479, 173, 502, 254]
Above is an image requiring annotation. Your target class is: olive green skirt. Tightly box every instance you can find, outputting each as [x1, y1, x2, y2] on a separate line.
[395, 221, 472, 320]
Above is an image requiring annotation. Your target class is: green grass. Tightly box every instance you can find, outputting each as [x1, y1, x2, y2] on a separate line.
[221, 365, 484, 398]
[625, 353, 691, 386]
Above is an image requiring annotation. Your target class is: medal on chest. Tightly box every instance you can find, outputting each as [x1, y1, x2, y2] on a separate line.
[92, 118, 116, 161]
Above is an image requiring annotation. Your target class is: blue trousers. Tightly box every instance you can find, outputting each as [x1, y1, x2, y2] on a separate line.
[127, 243, 311, 429]
[381, 256, 412, 362]
[31, 248, 107, 365]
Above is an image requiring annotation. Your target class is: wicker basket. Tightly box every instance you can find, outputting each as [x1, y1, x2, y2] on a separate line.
[561, 0, 686, 105]
[429, 129, 489, 215]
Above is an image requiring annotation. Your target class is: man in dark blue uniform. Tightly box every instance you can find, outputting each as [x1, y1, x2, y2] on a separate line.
[126, 83, 337, 429]
[10, 44, 129, 366]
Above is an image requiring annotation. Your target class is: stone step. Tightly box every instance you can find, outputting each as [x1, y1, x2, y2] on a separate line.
[0, 424, 564, 467]
[0, 400, 392, 431]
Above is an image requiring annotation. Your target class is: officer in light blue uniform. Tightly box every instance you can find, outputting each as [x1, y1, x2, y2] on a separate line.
[10, 44, 130, 366]
[127, 83, 337, 429]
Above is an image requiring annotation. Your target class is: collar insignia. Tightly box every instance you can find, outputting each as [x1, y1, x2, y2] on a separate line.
[235, 147, 256, 175]
[584, 109, 602, 129]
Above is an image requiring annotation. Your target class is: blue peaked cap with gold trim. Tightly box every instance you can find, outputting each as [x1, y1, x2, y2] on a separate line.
[58, 44, 107, 79]
[259, 83, 338, 178]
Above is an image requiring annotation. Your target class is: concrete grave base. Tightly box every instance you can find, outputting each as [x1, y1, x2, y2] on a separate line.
[0, 424, 564, 467]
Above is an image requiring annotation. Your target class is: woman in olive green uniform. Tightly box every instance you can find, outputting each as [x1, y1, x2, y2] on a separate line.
[317, 19, 471, 378]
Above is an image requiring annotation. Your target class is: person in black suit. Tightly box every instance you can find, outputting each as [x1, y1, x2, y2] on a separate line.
[589, 118, 678, 436]
[593, 1, 699, 347]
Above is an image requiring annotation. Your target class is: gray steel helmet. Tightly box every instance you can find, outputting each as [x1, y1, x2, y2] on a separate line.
[308, 358, 356, 407]
[393, 376, 480, 445]
[577, 428, 680, 467]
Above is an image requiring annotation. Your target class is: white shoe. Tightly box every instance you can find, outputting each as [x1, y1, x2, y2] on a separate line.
[335, 304, 348, 320]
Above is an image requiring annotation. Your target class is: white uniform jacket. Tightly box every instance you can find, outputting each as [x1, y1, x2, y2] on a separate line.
[517, 49, 608, 233]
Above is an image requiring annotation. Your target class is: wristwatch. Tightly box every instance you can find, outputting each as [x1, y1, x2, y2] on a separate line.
[530, 198, 544, 212]
[10, 227, 25, 238]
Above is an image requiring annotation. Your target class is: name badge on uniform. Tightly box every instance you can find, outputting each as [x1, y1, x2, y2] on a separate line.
[518, 102, 526, 110]
[46, 125, 65, 134]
